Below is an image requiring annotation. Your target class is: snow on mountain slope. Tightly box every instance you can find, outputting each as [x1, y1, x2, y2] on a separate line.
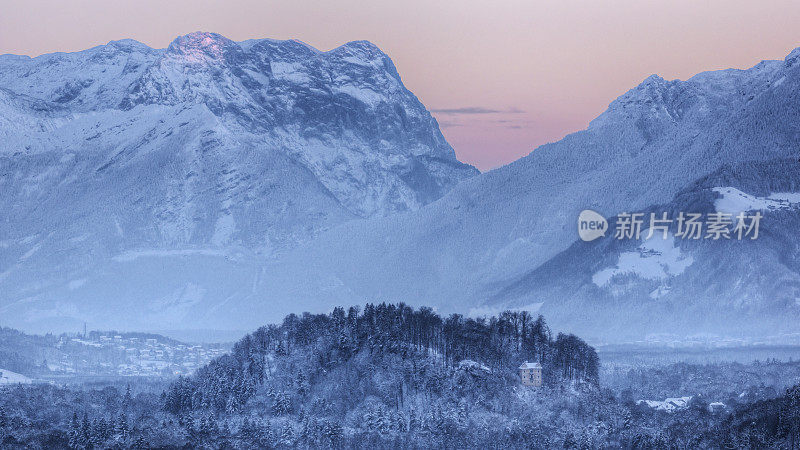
[712, 187, 800, 215]
[490, 159, 800, 343]
[4, 37, 800, 339]
[210, 47, 800, 340]
[0, 32, 475, 219]
[0, 32, 476, 332]
[591, 231, 694, 289]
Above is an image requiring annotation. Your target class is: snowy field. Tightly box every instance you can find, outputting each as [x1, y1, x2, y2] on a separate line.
[0, 368, 32, 385]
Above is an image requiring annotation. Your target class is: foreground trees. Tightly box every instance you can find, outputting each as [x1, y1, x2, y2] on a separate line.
[3, 303, 800, 448]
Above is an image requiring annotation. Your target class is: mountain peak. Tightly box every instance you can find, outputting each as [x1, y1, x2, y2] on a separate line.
[166, 31, 237, 62]
[599, 73, 679, 117]
[105, 38, 151, 52]
[784, 46, 800, 68]
[329, 40, 388, 61]
[642, 73, 667, 84]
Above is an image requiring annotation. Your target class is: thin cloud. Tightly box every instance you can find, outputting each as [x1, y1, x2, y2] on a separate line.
[437, 120, 463, 128]
[431, 106, 525, 115]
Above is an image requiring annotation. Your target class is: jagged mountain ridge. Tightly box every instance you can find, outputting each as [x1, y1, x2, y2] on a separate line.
[3, 38, 800, 341]
[0, 31, 476, 223]
[217, 47, 800, 341]
[0, 32, 476, 332]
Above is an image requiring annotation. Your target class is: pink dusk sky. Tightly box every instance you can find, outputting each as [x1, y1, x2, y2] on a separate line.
[2, 0, 800, 170]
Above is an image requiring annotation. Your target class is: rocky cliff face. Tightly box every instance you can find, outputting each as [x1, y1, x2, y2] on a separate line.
[4, 34, 800, 342]
[0, 32, 476, 241]
[0, 32, 476, 332]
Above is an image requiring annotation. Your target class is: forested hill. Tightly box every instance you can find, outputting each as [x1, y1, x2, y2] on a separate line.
[6, 304, 800, 447]
[165, 302, 599, 414]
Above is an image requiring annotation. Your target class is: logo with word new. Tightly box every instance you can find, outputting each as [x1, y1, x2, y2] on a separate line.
[578, 210, 608, 241]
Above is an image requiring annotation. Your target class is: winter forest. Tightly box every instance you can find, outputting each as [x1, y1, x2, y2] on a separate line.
[0, 303, 800, 448]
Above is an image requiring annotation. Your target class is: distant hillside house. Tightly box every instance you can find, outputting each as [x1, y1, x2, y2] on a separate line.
[519, 361, 542, 386]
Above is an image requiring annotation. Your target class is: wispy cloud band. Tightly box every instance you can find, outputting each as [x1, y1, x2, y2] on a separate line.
[431, 106, 525, 115]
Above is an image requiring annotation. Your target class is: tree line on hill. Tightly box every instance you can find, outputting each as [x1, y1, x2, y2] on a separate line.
[164, 303, 599, 414]
[5, 303, 800, 448]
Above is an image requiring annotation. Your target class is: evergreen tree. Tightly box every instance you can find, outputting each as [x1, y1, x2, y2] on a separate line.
[123, 384, 133, 408]
[68, 412, 81, 449]
[280, 423, 295, 447]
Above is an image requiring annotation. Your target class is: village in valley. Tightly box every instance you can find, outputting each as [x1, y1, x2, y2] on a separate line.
[0, 327, 230, 381]
[51, 332, 230, 377]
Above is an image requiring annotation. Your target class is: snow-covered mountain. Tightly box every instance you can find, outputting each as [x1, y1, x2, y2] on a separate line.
[493, 159, 800, 343]
[211, 47, 800, 342]
[0, 32, 476, 332]
[3, 35, 800, 342]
